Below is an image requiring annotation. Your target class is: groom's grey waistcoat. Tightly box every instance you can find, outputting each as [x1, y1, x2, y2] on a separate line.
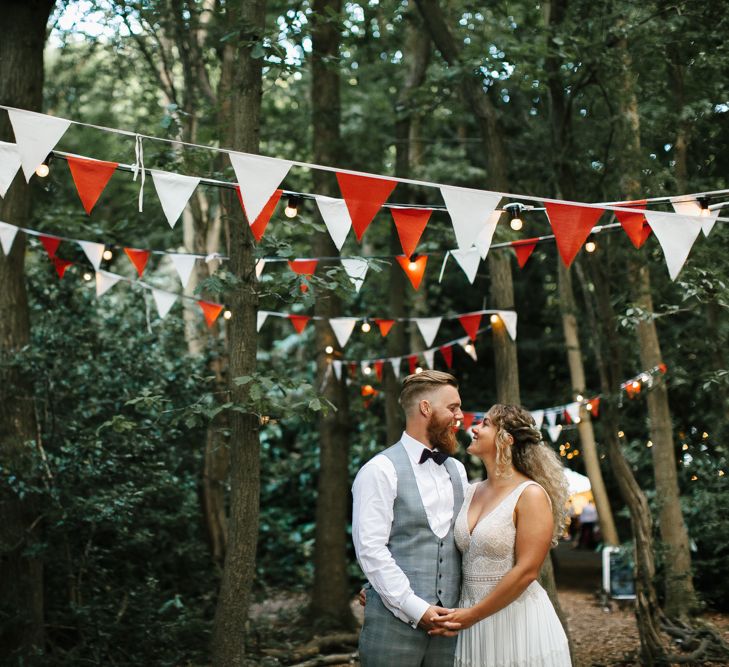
[382, 441, 463, 614]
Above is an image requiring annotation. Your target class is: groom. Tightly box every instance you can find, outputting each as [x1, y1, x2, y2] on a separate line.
[352, 370, 468, 666]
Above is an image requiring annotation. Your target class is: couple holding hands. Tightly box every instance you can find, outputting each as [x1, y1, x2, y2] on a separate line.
[352, 370, 571, 666]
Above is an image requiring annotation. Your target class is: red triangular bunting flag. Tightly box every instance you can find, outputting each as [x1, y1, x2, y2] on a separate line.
[563, 409, 572, 424]
[336, 172, 396, 241]
[461, 413, 475, 431]
[512, 238, 538, 269]
[375, 318, 395, 336]
[439, 345, 453, 368]
[390, 207, 432, 257]
[66, 155, 118, 215]
[39, 235, 61, 258]
[589, 397, 600, 417]
[408, 355, 418, 374]
[236, 187, 282, 242]
[288, 259, 318, 293]
[614, 200, 651, 249]
[544, 203, 605, 267]
[458, 313, 482, 341]
[374, 360, 384, 381]
[197, 300, 223, 328]
[289, 315, 311, 334]
[53, 257, 73, 279]
[124, 248, 151, 277]
[349, 362, 358, 376]
[396, 255, 427, 290]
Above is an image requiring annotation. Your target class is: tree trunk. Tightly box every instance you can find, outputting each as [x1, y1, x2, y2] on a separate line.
[211, 1, 266, 664]
[0, 0, 54, 658]
[308, 0, 356, 631]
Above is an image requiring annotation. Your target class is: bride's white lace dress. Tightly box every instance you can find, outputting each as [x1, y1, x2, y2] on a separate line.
[454, 481, 571, 667]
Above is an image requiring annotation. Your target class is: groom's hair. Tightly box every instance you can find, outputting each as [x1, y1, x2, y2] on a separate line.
[399, 370, 458, 415]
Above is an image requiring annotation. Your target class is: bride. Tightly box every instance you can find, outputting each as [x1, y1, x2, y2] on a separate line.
[430, 404, 572, 666]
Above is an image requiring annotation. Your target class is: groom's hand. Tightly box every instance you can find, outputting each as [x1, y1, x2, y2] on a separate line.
[417, 605, 453, 631]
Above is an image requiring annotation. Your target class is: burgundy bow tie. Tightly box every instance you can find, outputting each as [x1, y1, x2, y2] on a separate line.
[419, 449, 448, 465]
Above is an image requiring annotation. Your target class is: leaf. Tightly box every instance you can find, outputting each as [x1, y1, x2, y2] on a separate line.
[308, 398, 322, 411]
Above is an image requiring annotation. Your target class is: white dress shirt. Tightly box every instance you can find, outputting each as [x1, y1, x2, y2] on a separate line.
[352, 431, 469, 625]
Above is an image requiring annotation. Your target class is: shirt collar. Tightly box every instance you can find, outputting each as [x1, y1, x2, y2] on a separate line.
[401, 431, 437, 465]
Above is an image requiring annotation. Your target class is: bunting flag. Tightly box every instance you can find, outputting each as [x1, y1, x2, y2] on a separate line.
[168, 253, 197, 288]
[390, 357, 402, 379]
[8, 109, 71, 181]
[53, 257, 73, 279]
[39, 235, 61, 258]
[414, 317, 442, 347]
[643, 211, 703, 280]
[336, 172, 396, 241]
[289, 314, 311, 333]
[475, 211, 504, 259]
[151, 289, 177, 318]
[462, 339, 478, 361]
[408, 355, 418, 374]
[614, 200, 651, 249]
[671, 197, 719, 237]
[257, 310, 270, 332]
[0, 141, 22, 197]
[315, 195, 352, 250]
[151, 170, 201, 228]
[461, 413, 476, 431]
[0, 223, 19, 255]
[66, 155, 118, 215]
[497, 310, 518, 341]
[547, 425, 563, 443]
[440, 186, 501, 250]
[332, 360, 343, 381]
[564, 402, 581, 424]
[396, 254, 427, 289]
[545, 203, 605, 266]
[374, 360, 384, 381]
[458, 313, 482, 341]
[531, 409, 545, 430]
[78, 240, 105, 271]
[390, 207, 432, 256]
[449, 247, 481, 283]
[95, 270, 122, 297]
[329, 317, 358, 348]
[545, 410, 558, 427]
[375, 318, 395, 336]
[341, 257, 369, 292]
[256, 259, 266, 279]
[423, 349, 436, 369]
[228, 152, 292, 223]
[288, 258, 318, 292]
[124, 248, 151, 278]
[198, 300, 223, 328]
[589, 398, 600, 417]
[512, 238, 538, 268]
[439, 344, 453, 368]
[235, 186, 282, 242]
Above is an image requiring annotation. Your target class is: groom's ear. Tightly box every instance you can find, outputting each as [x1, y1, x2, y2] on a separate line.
[420, 399, 431, 416]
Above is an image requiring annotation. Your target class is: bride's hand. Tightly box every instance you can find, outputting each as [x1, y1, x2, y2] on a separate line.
[428, 607, 479, 634]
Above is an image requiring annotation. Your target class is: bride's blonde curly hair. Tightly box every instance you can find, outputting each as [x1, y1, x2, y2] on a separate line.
[489, 404, 569, 545]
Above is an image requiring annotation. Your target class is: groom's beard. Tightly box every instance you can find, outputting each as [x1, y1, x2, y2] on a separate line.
[427, 417, 458, 456]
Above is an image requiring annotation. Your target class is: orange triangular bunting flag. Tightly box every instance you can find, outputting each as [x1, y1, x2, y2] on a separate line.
[39, 235, 61, 258]
[336, 172, 396, 241]
[198, 300, 223, 328]
[461, 413, 475, 431]
[374, 360, 384, 381]
[396, 255, 427, 290]
[124, 248, 150, 277]
[289, 315, 311, 333]
[512, 238, 538, 269]
[615, 200, 651, 249]
[544, 203, 604, 266]
[374, 318, 395, 336]
[439, 345, 453, 368]
[458, 313, 482, 341]
[53, 257, 73, 279]
[408, 355, 418, 374]
[390, 207, 432, 257]
[236, 187, 282, 241]
[589, 397, 600, 417]
[67, 155, 118, 215]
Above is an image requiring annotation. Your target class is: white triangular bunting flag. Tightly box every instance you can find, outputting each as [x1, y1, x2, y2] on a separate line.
[545, 410, 558, 427]
[329, 317, 357, 348]
[644, 211, 703, 280]
[169, 253, 197, 288]
[78, 240, 105, 271]
[531, 409, 545, 430]
[228, 152, 292, 223]
[497, 310, 518, 341]
[257, 311, 271, 332]
[414, 317, 442, 347]
[450, 247, 481, 283]
[475, 210, 504, 259]
[8, 109, 71, 181]
[565, 402, 581, 424]
[548, 425, 563, 443]
[670, 196, 719, 236]
[95, 270, 122, 297]
[440, 186, 501, 250]
[390, 357, 401, 379]
[151, 289, 177, 318]
[151, 170, 200, 228]
[341, 257, 369, 292]
[423, 349, 436, 369]
[0, 222, 19, 255]
[461, 337, 478, 361]
[332, 360, 342, 381]
[0, 141, 22, 197]
[315, 195, 352, 250]
[255, 259, 266, 279]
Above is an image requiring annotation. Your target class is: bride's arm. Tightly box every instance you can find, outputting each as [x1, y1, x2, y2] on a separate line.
[430, 485, 554, 634]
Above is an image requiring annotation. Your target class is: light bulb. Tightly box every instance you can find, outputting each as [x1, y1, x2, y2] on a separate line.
[586, 403, 593, 411]
[35, 162, 50, 178]
[223, 310, 232, 320]
[618, 430, 625, 438]
[408, 260, 418, 271]
[510, 216, 523, 231]
[83, 272, 93, 281]
[102, 249, 113, 260]
[363, 365, 372, 375]
[415, 366, 423, 374]
[325, 345, 334, 354]
[490, 314, 500, 324]
[464, 343, 474, 353]
[576, 394, 584, 402]
[631, 380, 640, 390]
[698, 197, 711, 217]
[361, 321, 371, 333]
[585, 240, 597, 253]
[284, 195, 300, 218]
[647, 441, 653, 448]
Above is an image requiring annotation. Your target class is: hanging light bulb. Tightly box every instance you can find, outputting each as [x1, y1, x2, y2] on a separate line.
[698, 196, 711, 217]
[34, 154, 52, 178]
[361, 319, 371, 333]
[325, 345, 334, 354]
[102, 249, 113, 260]
[585, 239, 597, 253]
[504, 203, 525, 231]
[464, 343, 474, 354]
[83, 272, 93, 281]
[223, 309, 232, 320]
[363, 365, 372, 376]
[408, 254, 419, 271]
[490, 314, 500, 325]
[284, 194, 301, 218]
[415, 366, 423, 374]
[576, 394, 584, 402]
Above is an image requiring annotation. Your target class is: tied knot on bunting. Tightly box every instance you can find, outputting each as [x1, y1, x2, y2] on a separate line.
[419, 449, 448, 465]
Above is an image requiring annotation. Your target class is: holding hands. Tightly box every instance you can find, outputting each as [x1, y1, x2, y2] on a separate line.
[427, 607, 479, 637]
